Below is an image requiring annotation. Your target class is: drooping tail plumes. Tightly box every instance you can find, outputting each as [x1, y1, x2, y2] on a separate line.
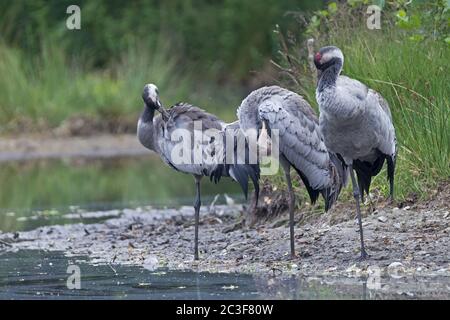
[209, 126, 260, 202]
[322, 152, 348, 211]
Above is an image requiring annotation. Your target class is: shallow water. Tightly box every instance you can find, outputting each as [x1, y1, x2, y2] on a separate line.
[0, 157, 242, 232]
[1, 250, 448, 300]
[0, 250, 259, 300]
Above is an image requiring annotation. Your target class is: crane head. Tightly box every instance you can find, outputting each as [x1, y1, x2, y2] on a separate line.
[142, 83, 162, 110]
[314, 46, 344, 71]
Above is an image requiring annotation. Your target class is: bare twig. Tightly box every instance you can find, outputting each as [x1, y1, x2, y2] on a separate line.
[0, 239, 12, 247]
[270, 60, 300, 86]
[306, 38, 317, 82]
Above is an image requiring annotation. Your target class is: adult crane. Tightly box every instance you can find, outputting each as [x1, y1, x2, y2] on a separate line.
[314, 46, 397, 260]
[138, 84, 259, 260]
[238, 85, 345, 259]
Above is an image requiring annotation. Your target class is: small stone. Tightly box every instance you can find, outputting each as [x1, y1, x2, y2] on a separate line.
[346, 264, 362, 274]
[325, 266, 338, 273]
[143, 255, 159, 271]
[387, 262, 405, 278]
[378, 216, 388, 223]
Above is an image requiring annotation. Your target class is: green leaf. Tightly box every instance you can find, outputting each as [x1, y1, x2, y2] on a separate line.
[409, 15, 422, 29]
[396, 10, 421, 30]
[328, 2, 338, 14]
[318, 10, 329, 18]
[397, 9, 407, 19]
[408, 34, 425, 42]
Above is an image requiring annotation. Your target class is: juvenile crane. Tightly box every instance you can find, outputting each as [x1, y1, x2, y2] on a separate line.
[314, 46, 397, 260]
[137, 84, 259, 260]
[238, 86, 345, 259]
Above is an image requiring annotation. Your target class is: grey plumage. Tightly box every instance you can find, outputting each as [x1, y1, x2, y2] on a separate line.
[138, 84, 259, 260]
[238, 85, 345, 258]
[315, 46, 397, 260]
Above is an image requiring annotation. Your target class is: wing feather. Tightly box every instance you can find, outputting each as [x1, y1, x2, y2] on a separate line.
[258, 95, 333, 190]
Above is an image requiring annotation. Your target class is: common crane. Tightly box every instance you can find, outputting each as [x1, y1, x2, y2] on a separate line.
[314, 46, 397, 260]
[238, 85, 345, 259]
[138, 84, 260, 260]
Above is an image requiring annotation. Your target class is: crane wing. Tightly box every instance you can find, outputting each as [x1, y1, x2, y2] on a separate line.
[258, 95, 332, 191]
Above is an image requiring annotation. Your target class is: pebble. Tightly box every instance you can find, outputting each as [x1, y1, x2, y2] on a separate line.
[378, 216, 388, 223]
[143, 255, 159, 271]
[387, 262, 405, 278]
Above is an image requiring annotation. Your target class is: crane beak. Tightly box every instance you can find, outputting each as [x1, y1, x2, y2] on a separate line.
[156, 98, 163, 110]
[155, 98, 170, 120]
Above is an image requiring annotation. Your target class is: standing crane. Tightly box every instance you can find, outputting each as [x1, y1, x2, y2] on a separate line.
[314, 46, 397, 260]
[238, 86, 345, 259]
[137, 84, 259, 260]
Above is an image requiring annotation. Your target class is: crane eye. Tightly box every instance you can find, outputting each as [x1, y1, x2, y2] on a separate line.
[315, 52, 322, 62]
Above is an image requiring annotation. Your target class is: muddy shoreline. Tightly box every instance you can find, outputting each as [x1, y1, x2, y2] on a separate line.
[0, 134, 149, 162]
[1, 200, 448, 279]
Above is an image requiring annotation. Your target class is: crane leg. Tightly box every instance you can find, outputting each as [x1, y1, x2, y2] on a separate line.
[349, 165, 369, 261]
[284, 168, 296, 259]
[193, 176, 202, 261]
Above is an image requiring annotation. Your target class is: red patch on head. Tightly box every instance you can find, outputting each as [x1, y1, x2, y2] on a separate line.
[315, 52, 322, 62]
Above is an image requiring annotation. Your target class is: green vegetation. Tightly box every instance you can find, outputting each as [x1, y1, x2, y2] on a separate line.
[272, 0, 449, 202]
[0, 0, 321, 131]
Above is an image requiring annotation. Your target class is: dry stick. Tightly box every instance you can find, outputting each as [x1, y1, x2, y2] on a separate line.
[273, 25, 301, 86]
[270, 60, 300, 87]
[0, 239, 12, 247]
[306, 38, 317, 83]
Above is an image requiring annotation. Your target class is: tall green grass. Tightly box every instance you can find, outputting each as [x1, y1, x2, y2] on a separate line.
[0, 41, 243, 132]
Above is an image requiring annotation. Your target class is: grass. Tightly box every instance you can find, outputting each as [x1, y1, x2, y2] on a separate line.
[272, 23, 450, 204]
[0, 41, 243, 133]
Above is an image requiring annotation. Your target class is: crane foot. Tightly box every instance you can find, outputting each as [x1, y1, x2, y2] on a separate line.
[356, 250, 369, 262]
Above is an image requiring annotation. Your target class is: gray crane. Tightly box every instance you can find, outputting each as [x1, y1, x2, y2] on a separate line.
[137, 84, 259, 260]
[237, 86, 346, 259]
[314, 46, 397, 260]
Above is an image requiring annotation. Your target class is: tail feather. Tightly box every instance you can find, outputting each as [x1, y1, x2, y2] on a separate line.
[229, 164, 260, 200]
[353, 152, 386, 201]
[293, 167, 321, 205]
[209, 127, 260, 202]
[386, 155, 396, 199]
[293, 152, 346, 212]
[322, 152, 347, 211]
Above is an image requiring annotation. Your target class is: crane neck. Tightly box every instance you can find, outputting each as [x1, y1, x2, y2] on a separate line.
[141, 104, 155, 124]
[317, 61, 342, 93]
[138, 104, 156, 151]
